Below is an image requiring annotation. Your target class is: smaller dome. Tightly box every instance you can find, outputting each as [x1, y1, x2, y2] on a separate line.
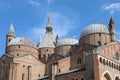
[80, 24, 109, 38]
[8, 37, 36, 48]
[56, 38, 79, 47]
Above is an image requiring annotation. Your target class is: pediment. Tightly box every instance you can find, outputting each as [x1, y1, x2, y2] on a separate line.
[46, 53, 64, 63]
[14, 54, 44, 65]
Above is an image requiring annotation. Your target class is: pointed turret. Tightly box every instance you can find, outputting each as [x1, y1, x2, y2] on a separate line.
[110, 17, 115, 24]
[7, 23, 15, 36]
[46, 14, 53, 33]
[6, 23, 16, 48]
[55, 34, 59, 43]
[108, 17, 116, 41]
[109, 17, 115, 29]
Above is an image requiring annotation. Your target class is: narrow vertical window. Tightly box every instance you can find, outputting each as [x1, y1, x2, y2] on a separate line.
[98, 41, 101, 46]
[38, 74, 40, 77]
[59, 69, 61, 73]
[22, 73, 24, 80]
[99, 33, 101, 36]
[78, 57, 81, 64]
[18, 45, 20, 48]
[9, 39, 11, 42]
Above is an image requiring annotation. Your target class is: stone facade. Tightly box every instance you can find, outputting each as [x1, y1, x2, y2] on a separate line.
[0, 16, 120, 80]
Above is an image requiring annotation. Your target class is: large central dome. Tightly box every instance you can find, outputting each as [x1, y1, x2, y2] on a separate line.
[80, 24, 109, 38]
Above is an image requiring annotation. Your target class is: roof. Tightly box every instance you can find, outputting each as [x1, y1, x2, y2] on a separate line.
[56, 38, 79, 47]
[37, 33, 56, 48]
[37, 76, 49, 80]
[46, 53, 65, 63]
[80, 23, 109, 38]
[56, 67, 85, 76]
[7, 23, 15, 36]
[8, 37, 36, 48]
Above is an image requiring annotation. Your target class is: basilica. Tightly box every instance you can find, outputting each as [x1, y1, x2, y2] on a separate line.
[0, 15, 120, 80]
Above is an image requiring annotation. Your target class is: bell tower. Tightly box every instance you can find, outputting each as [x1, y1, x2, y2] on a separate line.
[109, 17, 116, 41]
[6, 23, 16, 48]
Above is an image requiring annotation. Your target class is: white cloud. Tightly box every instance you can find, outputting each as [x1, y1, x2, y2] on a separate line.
[116, 30, 120, 42]
[102, 3, 120, 14]
[27, 0, 41, 8]
[28, 12, 76, 43]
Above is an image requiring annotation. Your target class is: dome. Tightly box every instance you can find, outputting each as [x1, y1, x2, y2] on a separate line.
[8, 37, 36, 48]
[80, 24, 109, 38]
[56, 38, 79, 47]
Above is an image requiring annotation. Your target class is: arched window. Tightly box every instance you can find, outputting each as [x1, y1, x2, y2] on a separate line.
[103, 72, 112, 80]
[100, 57, 102, 63]
[77, 57, 81, 64]
[115, 76, 120, 80]
[81, 77, 84, 80]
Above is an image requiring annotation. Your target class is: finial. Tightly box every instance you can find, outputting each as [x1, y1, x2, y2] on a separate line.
[7, 23, 16, 37]
[47, 13, 52, 27]
[9, 23, 15, 33]
[48, 13, 51, 17]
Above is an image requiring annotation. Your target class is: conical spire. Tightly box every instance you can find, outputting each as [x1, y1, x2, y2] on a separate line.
[9, 23, 15, 33]
[109, 17, 115, 29]
[109, 17, 115, 24]
[7, 23, 15, 36]
[6, 23, 16, 48]
[46, 14, 53, 33]
[47, 14, 52, 27]
[55, 34, 59, 43]
[108, 17, 116, 41]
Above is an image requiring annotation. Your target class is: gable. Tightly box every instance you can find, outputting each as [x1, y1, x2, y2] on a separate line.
[0, 54, 13, 68]
[0, 54, 13, 62]
[97, 41, 120, 57]
[14, 54, 44, 65]
[46, 53, 64, 63]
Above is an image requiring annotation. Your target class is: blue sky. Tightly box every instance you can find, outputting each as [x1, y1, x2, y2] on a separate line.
[0, 0, 120, 56]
